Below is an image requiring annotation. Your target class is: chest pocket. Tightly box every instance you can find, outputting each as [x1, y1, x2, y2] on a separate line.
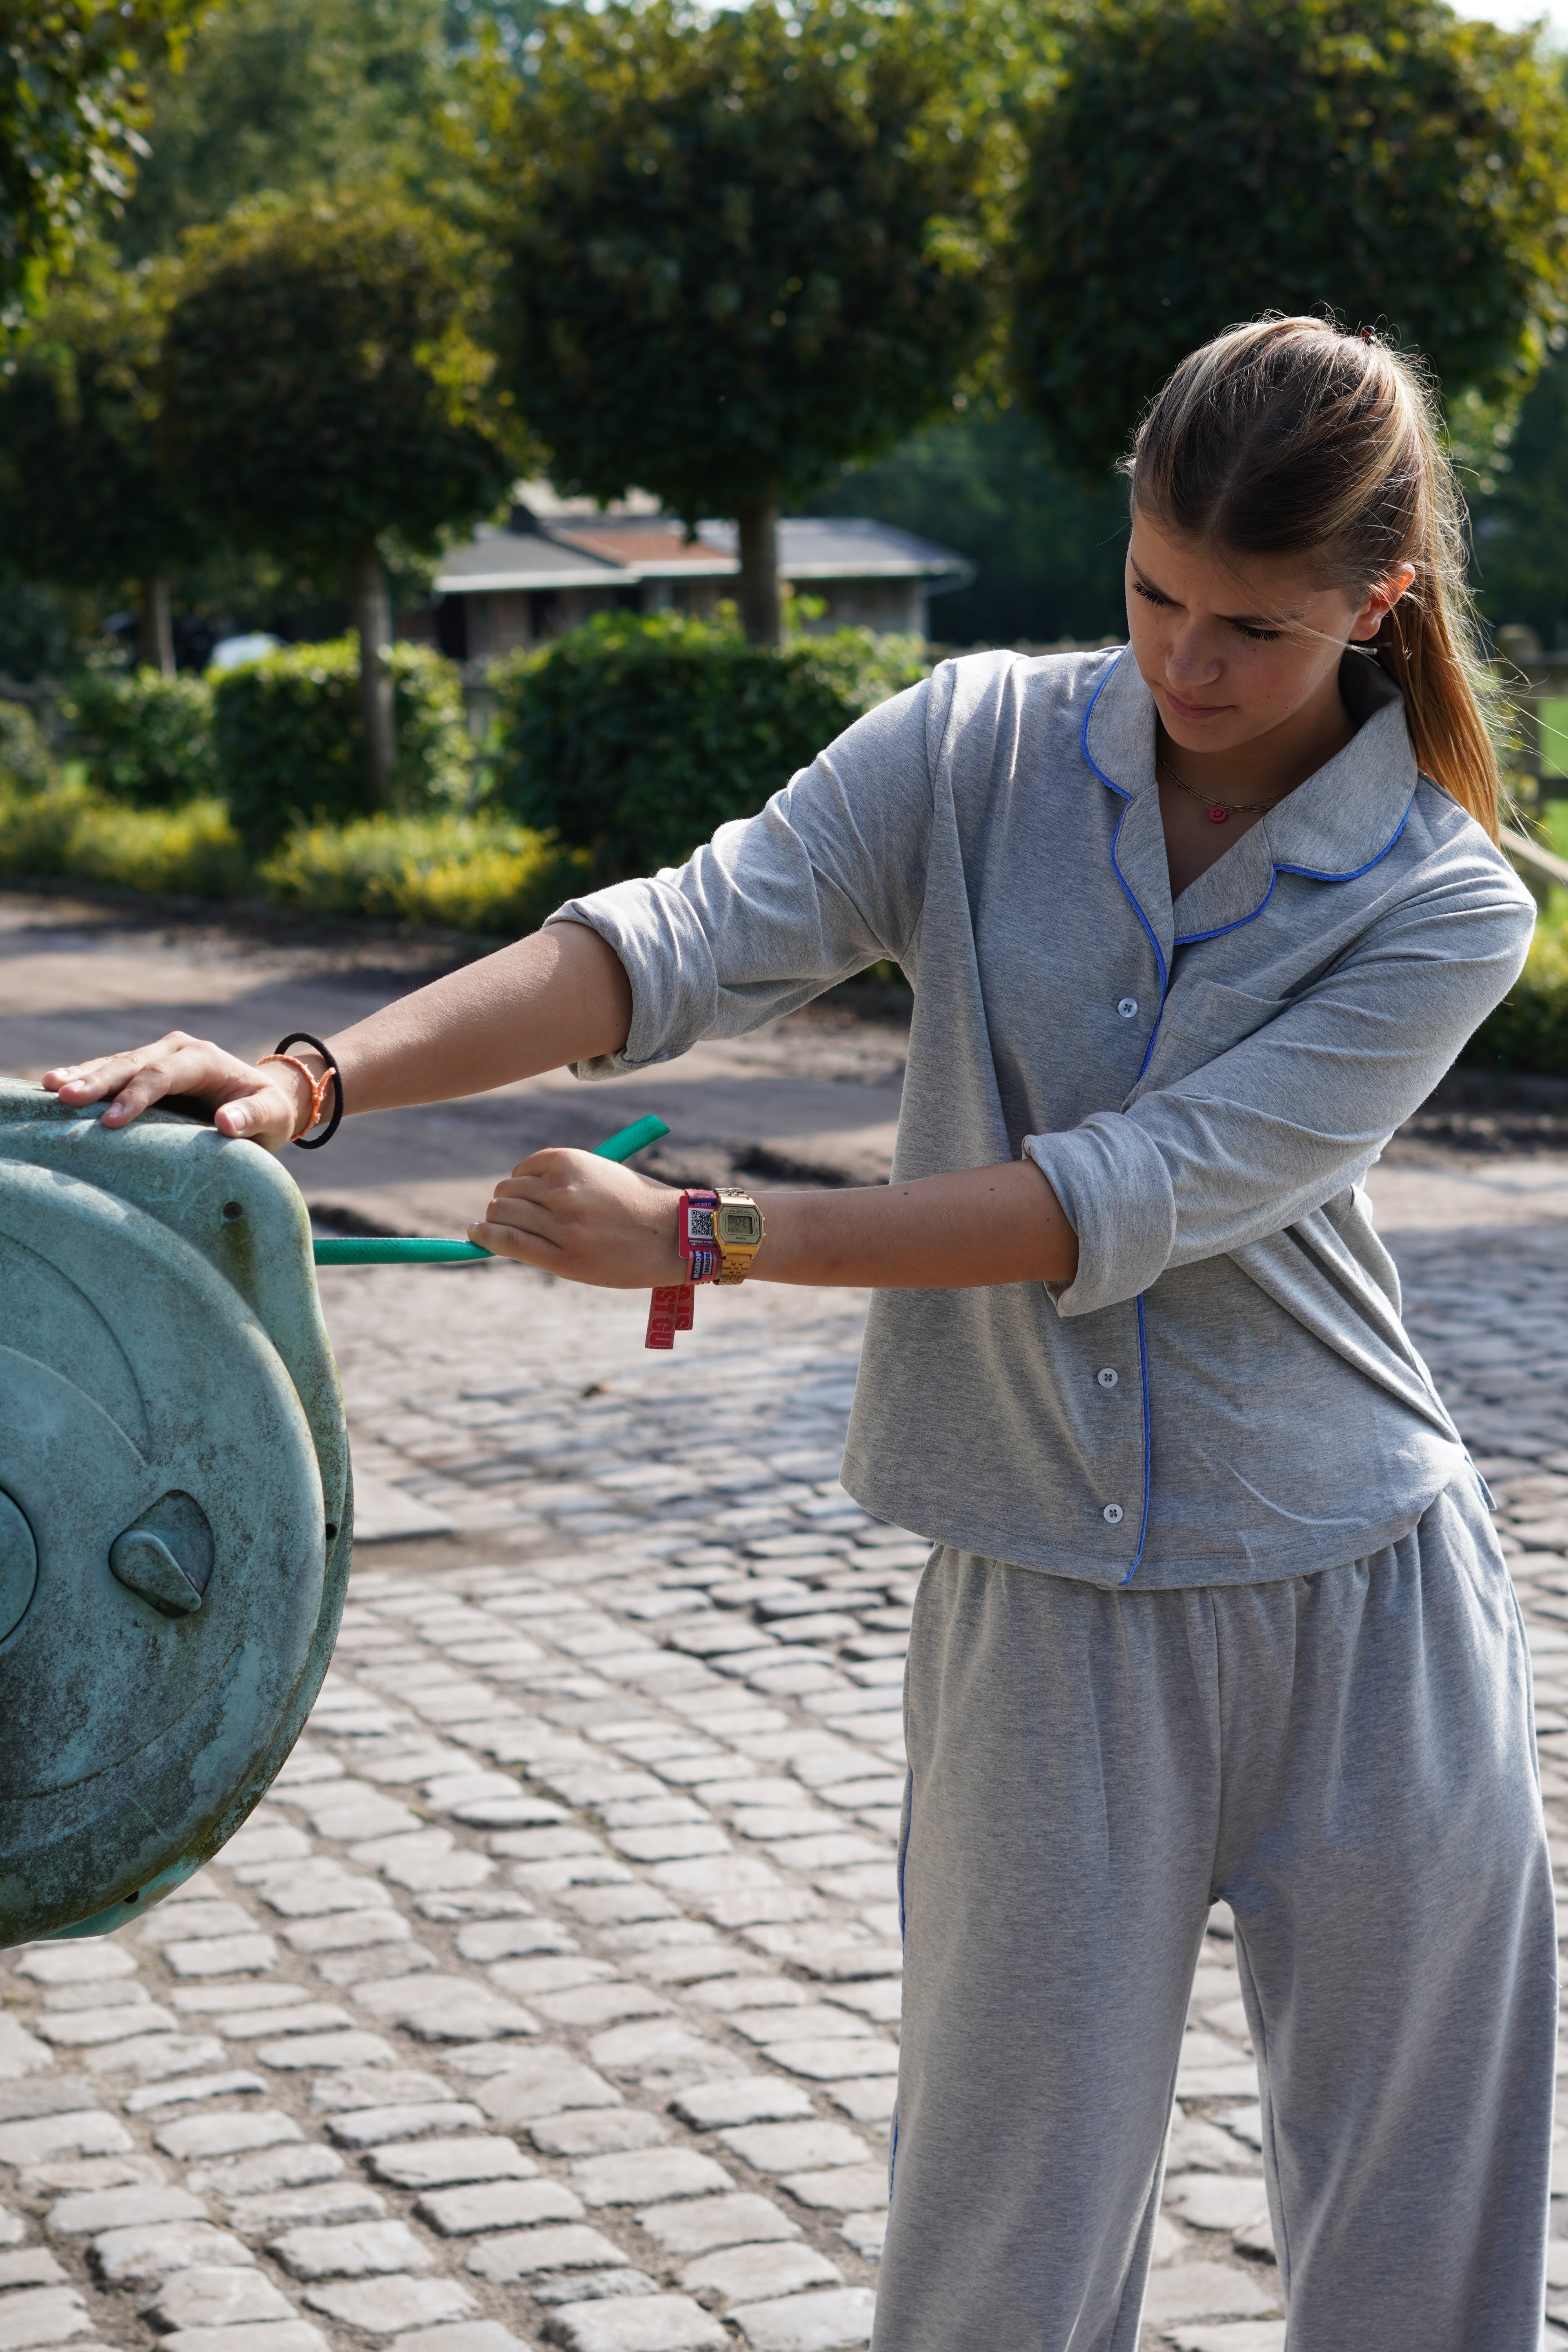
[1149, 978, 1292, 1081]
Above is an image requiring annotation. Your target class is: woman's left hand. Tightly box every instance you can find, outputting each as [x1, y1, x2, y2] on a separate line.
[470, 1149, 687, 1289]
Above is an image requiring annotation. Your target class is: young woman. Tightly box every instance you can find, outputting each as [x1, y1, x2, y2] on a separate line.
[49, 316, 1553, 2348]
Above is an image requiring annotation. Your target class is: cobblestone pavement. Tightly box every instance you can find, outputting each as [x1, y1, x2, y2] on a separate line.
[4, 1210, 1568, 2352]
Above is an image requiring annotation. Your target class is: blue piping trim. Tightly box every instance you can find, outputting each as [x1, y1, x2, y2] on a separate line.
[1119, 1295, 1152, 1587]
[1080, 659, 1169, 1005]
[1172, 795, 1416, 947]
[1080, 655, 1169, 1079]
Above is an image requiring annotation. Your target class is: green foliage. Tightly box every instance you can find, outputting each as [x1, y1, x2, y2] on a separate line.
[65, 794, 249, 897]
[213, 636, 473, 851]
[116, 0, 454, 263]
[259, 810, 588, 933]
[0, 256, 199, 596]
[1469, 907, 1568, 1074]
[501, 0, 995, 523]
[158, 191, 518, 566]
[1011, 0, 1568, 481]
[64, 667, 218, 805]
[0, 777, 247, 898]
[0, 699, 54, 792]
[1471, 354, 1568, 641]
[0, 0, 197, 319]
[490, 609, 928, 879]
[810, 405, 1131, 646]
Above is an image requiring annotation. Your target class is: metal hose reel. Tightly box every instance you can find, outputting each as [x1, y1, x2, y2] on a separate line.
[0, 1088, 670, 1948]
[0, 1077, 351, 1947]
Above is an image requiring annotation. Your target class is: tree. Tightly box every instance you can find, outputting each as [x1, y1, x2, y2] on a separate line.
[499, 0, 995, 644]
[1470, 354, 1568, 646]
[114, 0, 457, 265]
[808, 404, 1132, 648]
[1010, 0, 1568, 482]
[0, 0, 197, 322]
[0, 256, 198, 671]
[157, 192, 517, 797]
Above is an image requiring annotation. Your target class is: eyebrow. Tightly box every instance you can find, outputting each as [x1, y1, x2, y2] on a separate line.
[1129, 555, 1302, 630]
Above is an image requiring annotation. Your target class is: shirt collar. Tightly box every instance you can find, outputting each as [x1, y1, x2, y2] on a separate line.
[1081, 646, 1420, 946]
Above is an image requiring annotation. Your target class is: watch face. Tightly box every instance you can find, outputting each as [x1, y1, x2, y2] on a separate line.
[717, 1206, 762, 1247]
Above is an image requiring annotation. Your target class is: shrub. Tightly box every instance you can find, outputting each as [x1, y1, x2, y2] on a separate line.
[0, 780, 248, 898]
[0, 698, 54, 792]
[489, 610, 929, 880]
[65, 668, 220, 805]
[67, 798, 249, 899]
[259, 811, 588, 935]
[0, 779, 87, 874]
[214, 636, 473, 852]
[1469, 911, 1568, 1075]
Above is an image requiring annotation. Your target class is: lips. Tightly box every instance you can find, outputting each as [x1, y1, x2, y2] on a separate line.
[1163, 691, 1228, 720]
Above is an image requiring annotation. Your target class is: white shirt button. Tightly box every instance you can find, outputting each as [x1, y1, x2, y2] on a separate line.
[1116, 997, 1138, 1018]
[1097, 1368, 1119, 1389]
[1102, 1503, 1125, 1525]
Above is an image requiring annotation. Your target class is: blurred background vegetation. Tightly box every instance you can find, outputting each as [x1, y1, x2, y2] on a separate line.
[0, 0, 1565, 1071]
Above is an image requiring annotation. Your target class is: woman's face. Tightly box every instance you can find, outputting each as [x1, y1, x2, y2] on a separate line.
[1124, 508, 1412, 757]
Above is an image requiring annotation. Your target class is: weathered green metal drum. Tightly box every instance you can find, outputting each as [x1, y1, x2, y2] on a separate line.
[0, 1078, 350, 1945]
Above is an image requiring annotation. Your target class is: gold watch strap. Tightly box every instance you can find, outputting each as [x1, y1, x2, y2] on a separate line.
[713, 1187, 765, 1284]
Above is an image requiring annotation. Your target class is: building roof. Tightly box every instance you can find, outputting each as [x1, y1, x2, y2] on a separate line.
[432, 501, 973, 597]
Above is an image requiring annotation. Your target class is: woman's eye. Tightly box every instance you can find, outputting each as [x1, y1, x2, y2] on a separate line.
[1133, 580, 1170, 609]
[1236, 622, 1283, 643]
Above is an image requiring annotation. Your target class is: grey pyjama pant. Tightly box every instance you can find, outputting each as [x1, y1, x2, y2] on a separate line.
[873, 1475, 1557, 2352]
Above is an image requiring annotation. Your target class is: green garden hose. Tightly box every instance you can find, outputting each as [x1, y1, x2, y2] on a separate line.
[310, 1113, 670, 1264]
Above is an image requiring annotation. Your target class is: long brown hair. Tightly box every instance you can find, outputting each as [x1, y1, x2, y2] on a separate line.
[1123, 315, 1502, 840]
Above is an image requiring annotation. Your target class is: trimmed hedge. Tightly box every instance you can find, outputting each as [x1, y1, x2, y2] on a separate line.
[259, 813, 588, 932]
[0, 777, 579, 935]
[214, 636, 472, 851]
[0, 782, 249, 899]
[65, 669, 221, 806]
[489, 610, 929, 880]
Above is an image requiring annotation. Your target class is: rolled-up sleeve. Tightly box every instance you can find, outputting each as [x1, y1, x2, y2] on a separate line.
[548, 674, 942, 1079]
[1028, 854, 1536, 1317]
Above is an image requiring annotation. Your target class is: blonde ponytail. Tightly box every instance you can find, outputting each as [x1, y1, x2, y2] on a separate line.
[1123, 315, 1503, 841]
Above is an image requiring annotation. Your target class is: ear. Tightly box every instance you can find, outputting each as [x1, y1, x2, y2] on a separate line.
[1348, 564, 1416, 643]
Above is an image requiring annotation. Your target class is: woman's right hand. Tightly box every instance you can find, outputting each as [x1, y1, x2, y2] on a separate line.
[42, 1031, 316, 1152]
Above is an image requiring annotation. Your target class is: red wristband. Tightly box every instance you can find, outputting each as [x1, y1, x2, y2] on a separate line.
[646, 1190, 721, 1348]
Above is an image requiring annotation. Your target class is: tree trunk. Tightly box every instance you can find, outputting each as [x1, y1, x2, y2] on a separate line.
[137, 577, 174, 677]
[350, 535, 396, 804]
[736, 491, 782, 648]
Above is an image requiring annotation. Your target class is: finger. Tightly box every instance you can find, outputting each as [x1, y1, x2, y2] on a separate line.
[466, 1217, 560, 1268]
[505, 1147, 588, 1182]
[490, 1174, 560, 1205]
[97, 1063, 209, 1127]
[479, 1194, 562, 1247]
[213, 1086, 298, 1147]
[46, 1053, 155, 1103]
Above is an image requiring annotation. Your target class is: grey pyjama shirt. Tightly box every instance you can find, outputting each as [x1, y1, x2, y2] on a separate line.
[554, 646, 1552, 2343]
[558, 644, 1537, 1587]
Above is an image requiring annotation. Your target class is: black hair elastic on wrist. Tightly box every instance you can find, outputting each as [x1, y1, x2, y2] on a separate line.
[273, 1031, 345, 1150]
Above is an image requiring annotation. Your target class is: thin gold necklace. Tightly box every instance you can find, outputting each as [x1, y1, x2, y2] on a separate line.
[1158, 750, 1287, 825]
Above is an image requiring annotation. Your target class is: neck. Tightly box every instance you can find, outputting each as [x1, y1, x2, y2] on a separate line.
[1157, 666, 1356, 801]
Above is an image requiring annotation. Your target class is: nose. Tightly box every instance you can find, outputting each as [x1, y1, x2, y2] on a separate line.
[1167, 630, 1223, 685]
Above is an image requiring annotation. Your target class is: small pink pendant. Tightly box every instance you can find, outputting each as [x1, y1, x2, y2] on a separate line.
[1207, 806, 1229, 824]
